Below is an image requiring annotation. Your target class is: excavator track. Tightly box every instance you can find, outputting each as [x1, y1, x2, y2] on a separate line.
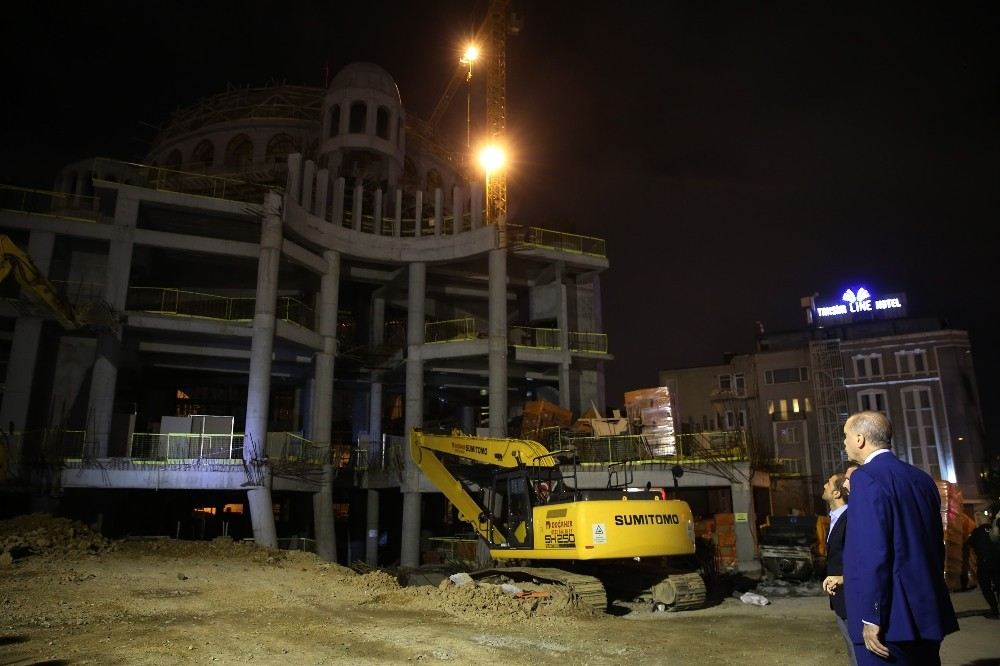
[470, 567, 607, 612]
[649, 572, 707, 611]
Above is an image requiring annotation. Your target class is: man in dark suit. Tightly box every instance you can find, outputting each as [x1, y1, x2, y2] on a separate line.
[822, 467, 856, 666]
[842, 410, 959, 665]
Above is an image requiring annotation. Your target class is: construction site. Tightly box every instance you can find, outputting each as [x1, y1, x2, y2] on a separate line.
[2, 2, 998, 664]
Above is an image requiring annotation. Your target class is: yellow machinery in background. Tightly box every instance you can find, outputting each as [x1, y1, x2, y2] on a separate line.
[410, 429, 706, 611]
[0, 234, 82, 330]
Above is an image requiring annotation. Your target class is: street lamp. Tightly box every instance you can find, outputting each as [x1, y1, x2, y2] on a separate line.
[460, 44, 479, 149]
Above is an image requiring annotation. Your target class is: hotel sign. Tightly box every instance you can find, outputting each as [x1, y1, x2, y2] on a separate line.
[814, 287, 907, 324]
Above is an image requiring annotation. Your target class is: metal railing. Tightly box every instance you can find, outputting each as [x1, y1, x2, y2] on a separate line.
[509, 326, 559, 349]
[125, 287, 315, 330]
[552, 430, 749, 466]
[568, 331, 608, 354]
[0, 184, 100, 222]
[265, 432, 328, 465]
[425, 317, 483, 343]
[92, 158, 273, 204]
[129, 433, 243, 459]
[506, 224, 607, 258]
[7, 429, 87, 461]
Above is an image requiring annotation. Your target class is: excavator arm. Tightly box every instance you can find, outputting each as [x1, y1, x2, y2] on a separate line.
[410, 429, 558, 545]
[0, 234, 81, 330]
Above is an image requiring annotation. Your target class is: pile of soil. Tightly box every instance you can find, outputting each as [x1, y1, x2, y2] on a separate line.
[0, 513, 115, 565]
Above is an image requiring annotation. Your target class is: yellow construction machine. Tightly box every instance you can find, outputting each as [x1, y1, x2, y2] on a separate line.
[410, 429, 707, 612]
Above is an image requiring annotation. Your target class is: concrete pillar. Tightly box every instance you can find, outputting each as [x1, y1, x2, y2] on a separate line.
[315, 168, 330, 221]
[732, 481, 761, 573]
[313, 250, 340, 562]
[414, 191, 423, 237]
[243, 192, 282, 549]
[302, 160, 316, 214]
[368, 376, 383, 466]
[401, 261, 426, 568]
[285, 153, 303, 206]
[313, 464, 336, 561]
[352, 182, 363, 231]
[452, 186, 464, 233]
[0, 231, 55, 438]
[313, 250, 340, 449]
[365, 488, 380, 566]
[371, 294, 385, 346]
[488, 249, 508, 436]
[332, 177, 345, 227]
[373, 188, 383, 235]
[393, 188, 403, 237]
[433, 187, 442, 236]
[470, 181, 483, 229]
[86, 195, 137, 456]
[461, 405, 476, 434]
[555, 263, 571, 410]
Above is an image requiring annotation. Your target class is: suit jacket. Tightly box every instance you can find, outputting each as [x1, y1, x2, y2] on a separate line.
[844, 452, 959, 643]
[826, 510, 848, 619]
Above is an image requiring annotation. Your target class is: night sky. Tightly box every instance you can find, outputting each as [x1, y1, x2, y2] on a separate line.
[3, 3, 997, 446]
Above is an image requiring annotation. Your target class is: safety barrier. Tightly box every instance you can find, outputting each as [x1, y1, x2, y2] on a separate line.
[425, 317, 482, 343]
[506, 224, 607, 258]
[0, 184, 100, 222]
[568, 331, 608, 354]
[125, 287, 315, 329]
[92, 158, 272, 204]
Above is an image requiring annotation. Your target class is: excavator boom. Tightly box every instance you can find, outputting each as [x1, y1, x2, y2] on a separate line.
[0, 235, 81, 329]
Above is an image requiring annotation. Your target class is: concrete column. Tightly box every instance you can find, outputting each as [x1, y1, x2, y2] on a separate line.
[0, 231, 55, 437]
[87, 195, 137, 457]
[488, 249, 508, 436]
[365, 488, 380, 566]
[313, 250, 340, 450]
[285, 153, 303, 206]
[373, 189, 383, 235]
[470, 181, 483, 229]
[453, 186, 464, 233]
[401, 261, 426, 568]
[352, 182, 363, 231]
[433, 188, 442, 236]
[243, 192, 282, 549]
[302, 160, 316, 214]
[332, 177, 345, 227]
[313, 464, 336, 561]
[371, 294, 385, 346]
[368, 377, 383, 463]
[414, 191, 423, 236]
[732, 481, 761, 573]
[393, 188, 403, 237]
[315, 168, 330, 221]
[555, 263, 571, 410]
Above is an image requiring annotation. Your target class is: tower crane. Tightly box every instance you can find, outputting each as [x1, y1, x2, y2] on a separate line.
[428, 0, 517, 227]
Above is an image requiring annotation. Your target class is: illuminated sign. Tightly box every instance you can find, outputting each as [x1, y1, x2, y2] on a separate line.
[813, 286, 906, 324]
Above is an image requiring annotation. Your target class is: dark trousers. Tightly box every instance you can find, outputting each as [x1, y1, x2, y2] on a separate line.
[979, 567, 999, 613]
[853, 639, 941, 666]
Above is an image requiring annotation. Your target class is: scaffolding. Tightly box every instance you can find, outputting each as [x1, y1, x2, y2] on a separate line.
[810, 339, 850, 479]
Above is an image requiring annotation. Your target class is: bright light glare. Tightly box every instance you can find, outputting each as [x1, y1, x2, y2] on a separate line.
[462, 45, 480, 64]
[479, 145, 506, 173]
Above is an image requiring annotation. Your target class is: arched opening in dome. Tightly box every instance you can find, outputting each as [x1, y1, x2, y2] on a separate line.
[266, 133, 297, 165]
[349, 101, 367, 134]
[376, 107, 390, 140]
[224, 134, 254, 170]
[328, 105, 341, 138]
[164, 149, 182, 168]
[192, 140, 215, 169]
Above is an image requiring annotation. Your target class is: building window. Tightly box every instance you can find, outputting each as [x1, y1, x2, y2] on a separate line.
[224, 134, 254, 169]
[853, 353, 883, 379]
[764, 367, 808, 385]
[717, 373, 746, 397]
[192, 140, 214, 168]
[901, 386, 940, 479]
[265, 133, 297, 164]
[328, 105, 341, 137]
[376, 106, 390, 139]
[857, 390, 888, 415]
[718, 374, 732, 392]
[895, 349, 928, 375]
[734, 373, 746, 396]
[349, 101, 367, 133]
[737, 409, 747, 428]
[774, 421, 806, 460]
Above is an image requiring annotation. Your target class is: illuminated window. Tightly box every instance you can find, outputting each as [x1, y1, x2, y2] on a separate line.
[792, 398, 800, 413]
[176, 389, 190, 400]
[804, 398, 812, 412]
[779, 399, 788, 420]
[767, 400, 775, 416]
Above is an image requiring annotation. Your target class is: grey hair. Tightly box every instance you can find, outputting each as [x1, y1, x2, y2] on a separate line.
[847, 411, 892, 449]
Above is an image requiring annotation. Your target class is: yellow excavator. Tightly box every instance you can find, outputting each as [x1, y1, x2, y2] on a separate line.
[410, 429, 707, 612]
[1, 234, 81, 330]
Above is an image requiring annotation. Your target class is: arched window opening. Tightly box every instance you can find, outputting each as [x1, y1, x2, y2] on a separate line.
[164, 149, 182, 168]
[266, 133, 297, 164]
[426, 169, 443, 192]
[376, 107, 390, 140]
[224, 134, 254, 170]
[349, 101, 367, 134]
[328, 105, 341, 137]
[192, 140, 215, 168]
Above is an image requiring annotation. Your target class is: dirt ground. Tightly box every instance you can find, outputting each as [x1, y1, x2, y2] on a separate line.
[2, 515, 997, 666]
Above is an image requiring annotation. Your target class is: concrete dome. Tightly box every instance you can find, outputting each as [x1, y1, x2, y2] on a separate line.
[329, 62, 401, 104]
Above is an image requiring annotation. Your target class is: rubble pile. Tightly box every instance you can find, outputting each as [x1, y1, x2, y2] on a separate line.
[0, 513, 114, 565]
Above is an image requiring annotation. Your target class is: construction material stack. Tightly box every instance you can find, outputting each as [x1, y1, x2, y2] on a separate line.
[623, 386, 676, 456]
[520, 400, 572, 444]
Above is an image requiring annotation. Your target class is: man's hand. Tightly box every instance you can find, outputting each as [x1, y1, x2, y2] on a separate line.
[863, 623, 890, 658]
[822, 575, 843, 595]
